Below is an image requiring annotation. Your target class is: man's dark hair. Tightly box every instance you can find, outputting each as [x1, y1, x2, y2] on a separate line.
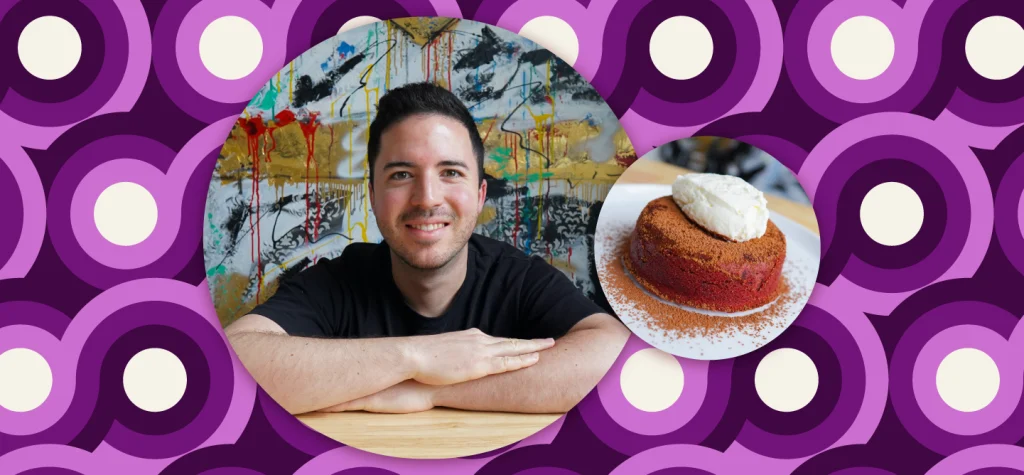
[367, 81, 486, 185]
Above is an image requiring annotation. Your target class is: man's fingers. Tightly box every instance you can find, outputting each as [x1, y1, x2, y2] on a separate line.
[490, 337, 555, 356]
[488, 352, 541, 374]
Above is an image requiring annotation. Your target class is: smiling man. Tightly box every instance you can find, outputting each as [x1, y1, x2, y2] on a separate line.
[225, 81, 629, 416]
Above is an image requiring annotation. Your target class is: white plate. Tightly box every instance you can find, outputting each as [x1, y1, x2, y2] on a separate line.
[595, 184, 821, 360]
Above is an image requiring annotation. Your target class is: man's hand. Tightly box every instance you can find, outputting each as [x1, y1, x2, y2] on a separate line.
[408, 328, 555, 385]
[320, 380, 437, 414]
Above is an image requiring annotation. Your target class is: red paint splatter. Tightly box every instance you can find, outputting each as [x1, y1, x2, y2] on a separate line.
[299, 113, 320, 244]
[568, 247, 574, 279]
[512, 136, 520, 249]
[238, 115, 268, 303]
[615, 152, 639, 168]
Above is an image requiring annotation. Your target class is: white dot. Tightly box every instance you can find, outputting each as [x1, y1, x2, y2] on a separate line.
[830, 16, 895, 80]
[860, 182, 924, 246]
[649, 16, 714, 80]
[338, 16, 382, 35]
[619, 348, 684, 412]
[936, 348, 1000, 412]
[123, 348, 187, 412]
[755, 348, 818, 412]
[199, 16, 263, 80]
[519, 16, 580, 66]
[966, 16, 1024, 80]
[93, 182, 158, 246]
[0, 348, 53, 412]
[18, 16, 82, 80]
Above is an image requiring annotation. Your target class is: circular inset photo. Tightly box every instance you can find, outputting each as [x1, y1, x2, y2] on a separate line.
[203, 17, 633, 459]
[595, 137, 820, 360]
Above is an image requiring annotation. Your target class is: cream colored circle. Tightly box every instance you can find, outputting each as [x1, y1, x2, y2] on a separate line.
[755, 348, 819, 412]
[830, 16, 896, 80]
[519, 16, 580, 66]
[18, 16, 82, 80]
[93, 182, 158, 246]
[123, 348, 188, 412]
[338, 16, 382, 35]
[619, 348, 684, 412]
[199, 16, 264, 80]
[965, 16, 1024, 80]
[649, 16, 714, 80]
[0, 348, 53, 412]
[860, 182, 924, 246]
[936, 348, 1000, 412]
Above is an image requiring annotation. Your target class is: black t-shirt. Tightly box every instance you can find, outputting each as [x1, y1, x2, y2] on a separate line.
[249, 234, 604, 339]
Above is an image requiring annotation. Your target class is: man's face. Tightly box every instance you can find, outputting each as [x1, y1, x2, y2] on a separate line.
[369, 113, 486, 271]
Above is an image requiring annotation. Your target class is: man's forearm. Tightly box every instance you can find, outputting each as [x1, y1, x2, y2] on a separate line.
[229, 331, 416, 415]
[432, 317, 629, 413]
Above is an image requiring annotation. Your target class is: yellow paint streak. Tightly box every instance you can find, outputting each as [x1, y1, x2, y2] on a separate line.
[217, 120, 358, 188]
[477, 205, 497, 226]
[289, 61, 294, 104]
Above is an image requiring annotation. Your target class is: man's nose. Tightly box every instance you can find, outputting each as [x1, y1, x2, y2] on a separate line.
[410, 174, 443, 208]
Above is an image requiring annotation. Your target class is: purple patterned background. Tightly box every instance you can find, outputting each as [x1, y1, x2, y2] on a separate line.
[2, 0, 1024, 473]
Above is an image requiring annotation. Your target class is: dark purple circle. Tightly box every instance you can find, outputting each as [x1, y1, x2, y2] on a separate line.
[833, 159, 946, 271]
[0, 0, 128, 126]
[0, 0, 101, 102]
[734, 306, 866, 459]
[814, 135, 971, 292]
[942, 0, 1024, 104]
[0, 157, 24, 270]
[889, 300, 1024, 455]
[286, 0, 437, 64]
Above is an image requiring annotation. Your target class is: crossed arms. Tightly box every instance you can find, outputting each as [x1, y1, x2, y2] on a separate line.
[225, 312, 630, 415]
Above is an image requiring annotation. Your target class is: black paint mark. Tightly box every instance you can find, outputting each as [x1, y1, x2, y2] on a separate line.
[453, 27, 513, 71]
[292, 53, 366, 109]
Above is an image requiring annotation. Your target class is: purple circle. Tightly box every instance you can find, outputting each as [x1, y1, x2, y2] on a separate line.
[806, 0, 916, 104]
[286, 0, 437, 65]
[0, 0, 126, 127]
[174, 0, 287, 103]
[0, 143, 45, 280]
[734, 306, 866, 459]
[494, 0, 598, 78]
[594, 336, 709, 436]
[925, 445, 1024, 474]
[798, 112, 993, 314]
[0, 325, 71, 437]
[994, 150, 1024, 276]
[0, 156, 24, 270]
[891, 301, 1024, 455]
[818, 137, 967, 293]
[608, 445, 730, 474]
[913, 325, 1022, 436]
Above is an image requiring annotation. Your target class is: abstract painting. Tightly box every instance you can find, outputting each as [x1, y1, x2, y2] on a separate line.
[203, 17, 636, 326]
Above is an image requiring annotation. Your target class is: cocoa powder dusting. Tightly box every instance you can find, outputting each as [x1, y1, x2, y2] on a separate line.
[639, 196, 786, 265]
[599, 223, 806, 347]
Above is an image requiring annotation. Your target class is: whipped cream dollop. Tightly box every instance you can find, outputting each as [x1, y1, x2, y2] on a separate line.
[671, 173, 769, 242]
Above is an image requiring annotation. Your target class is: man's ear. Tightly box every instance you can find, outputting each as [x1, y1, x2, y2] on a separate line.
[477, 178, 487, 213]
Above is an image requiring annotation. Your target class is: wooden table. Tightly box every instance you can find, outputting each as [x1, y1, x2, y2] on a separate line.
[618, 158, 820, 235]
[296, 408, 562, 459]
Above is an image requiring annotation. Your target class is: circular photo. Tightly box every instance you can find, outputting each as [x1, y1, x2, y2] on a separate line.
[203, 17, 634, 458]
[595, 137, 820, 360]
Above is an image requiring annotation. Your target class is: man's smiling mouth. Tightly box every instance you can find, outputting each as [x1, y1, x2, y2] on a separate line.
[407, 223, 449, 231]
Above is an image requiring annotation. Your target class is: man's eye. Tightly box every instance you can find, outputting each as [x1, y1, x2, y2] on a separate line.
[391, 171, 410, 180]
[443, 169, 464, 178]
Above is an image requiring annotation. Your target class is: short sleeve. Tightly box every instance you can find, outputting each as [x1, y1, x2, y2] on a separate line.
[517, 256, 605, 339]
[248, 260, 340, 338]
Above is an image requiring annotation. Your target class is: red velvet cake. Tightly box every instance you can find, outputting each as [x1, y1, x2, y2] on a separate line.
[624, 195, 786, 313]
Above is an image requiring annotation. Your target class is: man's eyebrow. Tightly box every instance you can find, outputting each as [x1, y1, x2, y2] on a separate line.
[381, 161, 416, 170]
[438, 160, 469, 169]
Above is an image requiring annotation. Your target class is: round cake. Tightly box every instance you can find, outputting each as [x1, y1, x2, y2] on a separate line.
[625, 195, 786, 313]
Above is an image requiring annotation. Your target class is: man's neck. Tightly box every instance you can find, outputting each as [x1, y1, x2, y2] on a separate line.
[390, 247, 469, 318]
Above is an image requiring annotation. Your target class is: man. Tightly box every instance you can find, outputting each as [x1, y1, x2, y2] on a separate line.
[225, 81, 630, 416]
